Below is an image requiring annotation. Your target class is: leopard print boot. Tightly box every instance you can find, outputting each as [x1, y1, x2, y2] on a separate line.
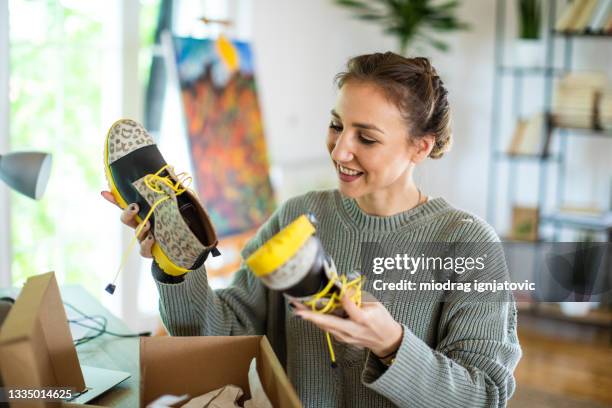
[104, 119, 220, 281]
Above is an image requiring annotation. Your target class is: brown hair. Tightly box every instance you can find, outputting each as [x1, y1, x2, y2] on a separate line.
[335, 52, 452, 159]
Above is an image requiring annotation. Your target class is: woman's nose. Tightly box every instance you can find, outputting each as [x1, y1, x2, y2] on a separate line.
[330, 134, 354, 163]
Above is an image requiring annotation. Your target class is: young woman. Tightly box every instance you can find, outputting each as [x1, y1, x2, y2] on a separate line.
[103, 52, 521, 407]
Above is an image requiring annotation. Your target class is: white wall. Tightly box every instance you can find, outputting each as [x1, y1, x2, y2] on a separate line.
[249, 0, 500, 213]
[249, 0, 612, 237]
[0, 0, 11, 287]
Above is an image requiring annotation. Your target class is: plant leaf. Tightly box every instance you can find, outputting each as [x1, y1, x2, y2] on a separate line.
[417, 31, 449, 51]
[332, 0, 470, 53]
[333, 0, 373, 12]
[355, 13, 386, 21]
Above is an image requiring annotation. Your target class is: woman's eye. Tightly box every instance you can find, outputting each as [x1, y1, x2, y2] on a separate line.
[329, 122, 342, 132]
[358, 134, 376, 145]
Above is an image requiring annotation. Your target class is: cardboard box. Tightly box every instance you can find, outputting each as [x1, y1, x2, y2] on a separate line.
[0, 272, 300, 407]
[0, 272, 128, 407]
[140, 335, 302, 407]
[0, 272, 86, 408]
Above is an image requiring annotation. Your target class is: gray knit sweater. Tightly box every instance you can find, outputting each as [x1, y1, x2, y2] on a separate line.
[153, 190, 521, 407]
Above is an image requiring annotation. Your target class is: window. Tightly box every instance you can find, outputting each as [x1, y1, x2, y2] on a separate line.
[7, 0, 159, 304]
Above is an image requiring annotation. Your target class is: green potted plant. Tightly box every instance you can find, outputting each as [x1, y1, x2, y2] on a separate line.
[333, 0, 469, 54]
[515, 0, 542, 66]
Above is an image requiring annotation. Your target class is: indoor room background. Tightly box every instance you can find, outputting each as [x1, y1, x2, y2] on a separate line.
[0, 0, 610, 406]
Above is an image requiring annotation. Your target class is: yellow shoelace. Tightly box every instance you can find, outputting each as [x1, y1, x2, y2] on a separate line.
[303, 273, 364, 367]
[108, 165, 192, 290]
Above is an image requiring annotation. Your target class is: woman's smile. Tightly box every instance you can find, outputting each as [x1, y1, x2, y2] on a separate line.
[336, 162, 364, 182]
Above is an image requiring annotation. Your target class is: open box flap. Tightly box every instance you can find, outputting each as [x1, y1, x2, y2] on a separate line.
[0, 272, 86, 394]
[140, 335, 301, 407]
[257, 336, 301, 408]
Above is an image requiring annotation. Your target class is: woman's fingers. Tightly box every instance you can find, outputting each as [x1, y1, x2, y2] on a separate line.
[328, 329, 352, 344]
[136, 221, 151, 242]
[296, 309, 359, 335]
[340, 293, 366, 325]
[100, 191, 119, 208]
[139, 234, 154, 258]
[101, 190, 153, 259]
[289, 300, 309, 311]
[120, 203, 140, 229]
[101, 191, 140, 229]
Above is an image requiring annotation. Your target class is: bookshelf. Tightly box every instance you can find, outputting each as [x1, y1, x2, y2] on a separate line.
[487, 0, 612, 243]
[487, 0, 612, 317]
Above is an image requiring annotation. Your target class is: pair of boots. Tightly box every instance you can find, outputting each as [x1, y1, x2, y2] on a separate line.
[104, 119, 355, 308]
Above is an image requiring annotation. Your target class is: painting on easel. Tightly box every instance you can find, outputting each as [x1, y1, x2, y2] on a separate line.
[171, 35, 275, 238]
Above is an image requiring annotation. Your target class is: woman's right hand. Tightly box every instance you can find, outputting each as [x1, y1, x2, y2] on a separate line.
[101, 191, 155, 258]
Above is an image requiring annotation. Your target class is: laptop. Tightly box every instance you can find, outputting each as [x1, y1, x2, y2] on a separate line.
[0, 272, 130, 406]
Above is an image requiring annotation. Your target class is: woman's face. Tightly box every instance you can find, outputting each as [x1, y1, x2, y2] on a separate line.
[326, 80, 417, 200]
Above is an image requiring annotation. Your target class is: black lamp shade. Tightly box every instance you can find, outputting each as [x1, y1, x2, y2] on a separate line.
[0, 152, 52, 200]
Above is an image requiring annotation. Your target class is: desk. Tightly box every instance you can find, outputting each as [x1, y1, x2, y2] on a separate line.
[0, 285, 139, 407]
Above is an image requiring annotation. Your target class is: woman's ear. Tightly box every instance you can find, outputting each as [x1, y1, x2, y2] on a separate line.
[411, 134, 435, 164]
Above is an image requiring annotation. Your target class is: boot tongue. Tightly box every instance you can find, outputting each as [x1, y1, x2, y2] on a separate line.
[178, 200, 212, 246]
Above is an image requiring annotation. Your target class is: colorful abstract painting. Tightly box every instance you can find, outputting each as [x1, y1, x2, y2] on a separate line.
[172, 36, 275, 238]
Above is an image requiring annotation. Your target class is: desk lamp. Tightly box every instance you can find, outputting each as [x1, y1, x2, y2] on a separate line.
[0, 151, 52, 200]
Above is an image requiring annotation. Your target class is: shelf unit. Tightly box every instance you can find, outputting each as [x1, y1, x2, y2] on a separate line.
[487, 0, 612, 243]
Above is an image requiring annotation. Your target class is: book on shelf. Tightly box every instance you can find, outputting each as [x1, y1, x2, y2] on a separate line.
[507, 119, 527, 154]
[507, 113, 551, 156]
[587, 0, 612, 31]
[573, 0, 600, 31]
[553, 87, 595, 114]
[556, 0, 612, 32]
[556, 0, 588, 31]
[552, 72, 608, 130]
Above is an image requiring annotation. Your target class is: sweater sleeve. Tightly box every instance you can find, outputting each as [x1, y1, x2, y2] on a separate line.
[152, 205, 284, 337]
[361, 219, 522, 407]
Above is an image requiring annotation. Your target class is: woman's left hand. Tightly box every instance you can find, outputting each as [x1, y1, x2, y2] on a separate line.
[294, 293, 404, 357]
